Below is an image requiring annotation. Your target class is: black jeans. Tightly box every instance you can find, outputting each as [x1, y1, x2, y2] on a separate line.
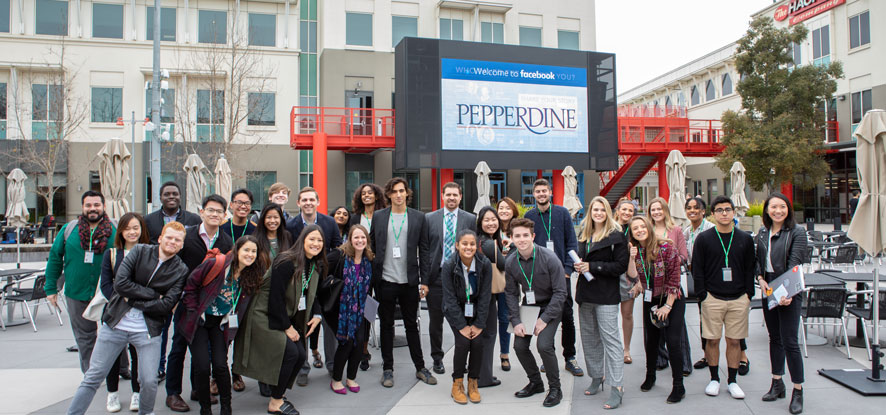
[272, 338, 307, 399]
[189, 315, 231, 410]
[762, 294, 804, 383]
[514, 310, 562, 389]
[451, 323, 485, 380]
[643, 298, 686, 386]
[377, 280, 425, 371]
[165, 307, 192, 396]
[332, 320, 366, 382]
[560, 281, 577, 359]
[107, 344, 140, 393]
[478, 297, 499, 385]
[426, 280, 446, 363]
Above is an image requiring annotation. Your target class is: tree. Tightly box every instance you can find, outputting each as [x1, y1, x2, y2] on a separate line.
[716, 16, 843, 191]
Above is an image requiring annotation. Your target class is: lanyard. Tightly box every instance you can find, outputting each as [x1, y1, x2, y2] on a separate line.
[300, 261, 317, 297]
[229, 268, 242, 310]
[231, 221, 247, 241]
[716, 229, 735, 267]
[517, 246, 536, 290]
[539, 209, 553, 240]
[392, 213, 407, 244]
[638, 247, 651, 287]
[87, 227, 96, 251]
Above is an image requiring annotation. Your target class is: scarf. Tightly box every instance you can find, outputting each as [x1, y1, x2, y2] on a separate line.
[78, 213, 113, 253]
[336, 257, 372, 342]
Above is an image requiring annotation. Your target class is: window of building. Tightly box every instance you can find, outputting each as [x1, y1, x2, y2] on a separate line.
[300, 20, 317, 52]
[196, 89, 224, 142]
[144, 83, 175, 123]
[722, 73, 732, 96]
[346, 12, 372, 46]
[1, 0, 10, 33]
[690, 85, 699, 106]
[246, 171, 277, 206]
[812, 25, 830, 66]
[849, 11, 870, 49]
[31, 83, 63, 140]
[391, 16, 416, 47]
[198, 10, 226, 44]
[787, 42, 801, 67]
[519, 26, 541, 47]
[0, 82, 6, 139]
[36, 0, 68, 36]
[146, 6, 176, 41]
[345, 171, 373, 209]
[440, 18, 463, 40]
[557, 30, 579, 50]
[705, 79, 716, 101]
[247, 92, 275, 126]
[91, 87, 122, 123]
[92, 3, 122, 39]
[851, 89, 872, 134]
[249, 13, 275, 47]
[299, 150, 313, 188]
[481, 21, 503, 44]
[664, 95, 672, 108]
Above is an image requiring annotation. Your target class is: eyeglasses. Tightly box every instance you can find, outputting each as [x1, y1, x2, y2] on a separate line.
[231, 200, 251, 207]
[203, 208, 225, 216]
[713, 207, 734, 214]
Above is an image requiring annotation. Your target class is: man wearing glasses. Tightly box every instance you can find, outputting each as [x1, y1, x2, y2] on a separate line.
[165, 194, 235, 412]
[222, 188, 257, 242]
[691, 196, 756, 401]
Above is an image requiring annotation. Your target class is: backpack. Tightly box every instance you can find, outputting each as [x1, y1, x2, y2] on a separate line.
[200, 248, 229, 287]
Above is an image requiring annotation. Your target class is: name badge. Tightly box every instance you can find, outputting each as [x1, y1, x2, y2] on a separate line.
[525, 290, 536, 305]
[722, 267, 732, 282]
[392, 245, 402, 258]
[227, 313, 238, 328]
[464, 303, 474, 318]
[644, 289, 653, 303]
[298, 297, 307, 311]
[84, 251, 94, 264]
[546, 241, 555, 251]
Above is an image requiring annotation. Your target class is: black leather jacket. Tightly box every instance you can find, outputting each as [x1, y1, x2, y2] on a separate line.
[102, 244, 190, 337]
[754, 224, 808, 281]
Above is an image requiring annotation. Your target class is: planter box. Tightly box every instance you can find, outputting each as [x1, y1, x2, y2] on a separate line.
[738, 216, 762, 233]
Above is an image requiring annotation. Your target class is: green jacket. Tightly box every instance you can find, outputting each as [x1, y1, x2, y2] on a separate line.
[44, 222, 116, 302]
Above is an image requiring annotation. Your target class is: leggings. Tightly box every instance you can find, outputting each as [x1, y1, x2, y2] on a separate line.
[189, 315, 231, 409]
[762, 292, 804, 383]
[107, 344, 140, 393]
[333, 338, 363, 382]
[272, 338, 307, 399]
[643, 298, 686, 386]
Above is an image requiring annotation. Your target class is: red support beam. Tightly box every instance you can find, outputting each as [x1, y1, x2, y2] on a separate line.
[657, 156, 669, 202]
[537, 170, 543, 179]
[781, 182, 793, 204]
[552, 169, 564, 205]
[312, 131, 328, 216]
[431, 169, 438, 211]
[440, 169, 454, 207]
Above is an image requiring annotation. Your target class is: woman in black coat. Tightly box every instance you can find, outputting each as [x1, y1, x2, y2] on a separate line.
[754, 193, 808, 414]
[441, 229, 492, 405]
[574, 196, 629, 409]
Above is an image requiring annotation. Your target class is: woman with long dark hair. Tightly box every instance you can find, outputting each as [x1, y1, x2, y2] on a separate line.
[330, 206, 351, 243]
[100, 212, 149, 413]
[350, 183, 386, 231]
[755, 193, 807, 414]
[233, 225, 326, 415]
[253, 203, 294, 263]
[626, 216, 685, 404]
[325, 224, 374, 394]
[614, 199, 638, 365]
[475, 206, 506, 386]
[181, 236, 267, 415]
[496, 197, 520, 251]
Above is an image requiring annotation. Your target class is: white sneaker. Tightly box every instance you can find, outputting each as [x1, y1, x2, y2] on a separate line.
[705, 380, 721, 396]
[106, 392, 121, 413]
[129, 392, 139, 412]
[727, 382, 745, 399]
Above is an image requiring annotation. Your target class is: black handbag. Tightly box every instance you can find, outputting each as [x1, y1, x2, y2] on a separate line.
[649, 297, 670, 329]
[318, 276, 344, 313]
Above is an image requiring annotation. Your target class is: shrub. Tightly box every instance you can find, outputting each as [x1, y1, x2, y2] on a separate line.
[746, 201, 764, 217]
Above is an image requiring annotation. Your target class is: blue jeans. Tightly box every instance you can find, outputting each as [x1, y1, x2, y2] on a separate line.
[496, 293, 511, 354]
[68, 324, 161, 415]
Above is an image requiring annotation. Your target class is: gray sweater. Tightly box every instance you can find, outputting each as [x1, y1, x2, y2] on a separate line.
[504, 244, 567, 326]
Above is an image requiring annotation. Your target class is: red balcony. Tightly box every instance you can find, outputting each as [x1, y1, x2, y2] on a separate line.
[290, 106, 395, 152]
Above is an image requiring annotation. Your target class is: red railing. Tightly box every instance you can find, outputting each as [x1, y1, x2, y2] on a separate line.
[825, 120, 839, 143]
[290, 106, 395, 151]
[618, 104, 688, 118]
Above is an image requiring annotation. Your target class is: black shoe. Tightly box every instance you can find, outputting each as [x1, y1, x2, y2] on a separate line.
[543, 388, 563, 407]
[479, 377, 501, 388]
[762, 378, 786, 401]
[433, 359, 445, 375]
[640, 373, 656, 392]
[693, 358, 708, 369]
[157, 370, 166, 383]
[667, 384, 686, 404]
[66, 345, 79, 352]
[268, 400, 299, 415]
[120, 368, 132, 380]
[360, 353, 371, 371]
[259, 382, 272, 397]
[515, 382, 545, 398]
[220, 403, 232, 415]
[738, 360, 750, 376]
[789, 388, 803, 414]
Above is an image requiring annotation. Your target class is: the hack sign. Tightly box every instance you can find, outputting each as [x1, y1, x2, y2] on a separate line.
[441, 59, 589, 153]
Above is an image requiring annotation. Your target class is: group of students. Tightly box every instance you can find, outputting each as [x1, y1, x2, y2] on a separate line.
[47, 176, 807, 414]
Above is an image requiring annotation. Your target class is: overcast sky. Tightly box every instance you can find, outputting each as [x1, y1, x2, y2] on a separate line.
[596, 0, 776, 94]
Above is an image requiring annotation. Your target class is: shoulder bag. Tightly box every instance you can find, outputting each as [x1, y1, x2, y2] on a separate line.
[491, 243, 507, 294]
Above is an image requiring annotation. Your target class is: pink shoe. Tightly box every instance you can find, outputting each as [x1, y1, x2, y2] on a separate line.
[331, 381, 347, 395]
[348, 384, 360, 393]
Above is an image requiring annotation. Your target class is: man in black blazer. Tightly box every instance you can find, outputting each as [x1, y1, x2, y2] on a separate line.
[425, 182, 476, 375]
[370, 177, 435, 388]
[144, 181, 202, 244]
[164, 194, 233, 412]
[285, 186, 342, 385]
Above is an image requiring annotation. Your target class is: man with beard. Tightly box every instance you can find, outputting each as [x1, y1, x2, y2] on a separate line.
[67, 221, 190, 415]
[45, 191, 118, 373]
[145, 182, 202, 244]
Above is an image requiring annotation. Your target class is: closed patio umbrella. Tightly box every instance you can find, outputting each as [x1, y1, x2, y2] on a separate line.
[730, 161, 751, 217]
[473, 161, 492, 214]
[665, 150, 689, 227]
[97, 138, 131, 221]
[6, 168, 29, 268]
[183, 154, 208, 213]
[562, 166, 583, 218]
[214, 154, 232, 209]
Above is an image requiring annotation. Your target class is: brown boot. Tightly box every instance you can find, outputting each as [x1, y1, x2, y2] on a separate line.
[467, 378, 482, 403]
[451, 378, 467, 405]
